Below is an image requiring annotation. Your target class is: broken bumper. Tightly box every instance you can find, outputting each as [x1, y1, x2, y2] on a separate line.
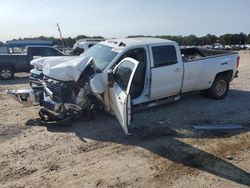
[6, 88, 41, 107]
[7, 83, 82, 122]
[39, 97, 82, 122]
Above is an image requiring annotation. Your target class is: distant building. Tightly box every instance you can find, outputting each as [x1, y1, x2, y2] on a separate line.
[3, 40, 53, 53]
[6, 40, 53, 48]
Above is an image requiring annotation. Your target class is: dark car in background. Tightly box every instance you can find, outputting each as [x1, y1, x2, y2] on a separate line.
[0, 46, 64, 79]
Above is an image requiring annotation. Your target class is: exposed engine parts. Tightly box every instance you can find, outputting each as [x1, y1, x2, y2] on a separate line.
[35, 63, 101, 122]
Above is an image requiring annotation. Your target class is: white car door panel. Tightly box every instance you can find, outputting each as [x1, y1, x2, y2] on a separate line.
[149, 45, 183, 99]
[150, 65, 183, 99]
[109, 57, 139, 135]
[110, 84, 129, 134]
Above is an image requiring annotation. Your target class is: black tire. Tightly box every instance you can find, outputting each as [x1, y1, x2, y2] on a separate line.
[0, 66, 14, 80]
[200, 90, 209, 98]
[207, 75, 229, 100]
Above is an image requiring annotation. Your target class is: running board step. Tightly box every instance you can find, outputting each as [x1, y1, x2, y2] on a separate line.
[133, 95, 180, 112]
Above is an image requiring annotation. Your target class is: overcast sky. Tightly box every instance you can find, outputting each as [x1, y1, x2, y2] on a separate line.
[0, 0, 250, 42]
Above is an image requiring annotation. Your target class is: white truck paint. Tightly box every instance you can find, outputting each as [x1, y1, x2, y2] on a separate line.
[8, 38, 240, 135]
[90, 38, 239, 134]
[42, 56, 92, 82]
[88, 38, 239, 104]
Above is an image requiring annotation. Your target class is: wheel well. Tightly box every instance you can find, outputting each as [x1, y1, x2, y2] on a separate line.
[215, 70, 233, 82]
[0, 64, 16, 72]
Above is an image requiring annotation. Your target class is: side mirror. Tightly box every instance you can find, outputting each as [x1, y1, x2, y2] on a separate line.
[107, 69, 114, 88]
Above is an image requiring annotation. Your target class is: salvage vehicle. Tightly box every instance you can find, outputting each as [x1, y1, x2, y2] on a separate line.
[7, 38, 240, 135]
[72, 38, 104, 55]
[0, 46, 64, 79]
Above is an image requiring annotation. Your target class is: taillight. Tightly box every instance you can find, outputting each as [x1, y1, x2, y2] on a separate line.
[237, 56, 240, 68]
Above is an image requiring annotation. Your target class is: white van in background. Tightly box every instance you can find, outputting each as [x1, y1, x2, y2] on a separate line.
[72, 38, 105, 55]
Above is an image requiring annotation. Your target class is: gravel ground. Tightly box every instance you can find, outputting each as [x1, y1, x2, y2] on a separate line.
[0, 51, 250, 188]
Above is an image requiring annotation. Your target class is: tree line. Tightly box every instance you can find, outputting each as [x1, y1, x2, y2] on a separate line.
[0, 35, 104, 48]
[1, 33, 250, 48]
[128, 33, 250, 46]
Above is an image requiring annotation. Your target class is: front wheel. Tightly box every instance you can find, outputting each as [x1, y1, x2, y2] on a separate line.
[207, 75, 229, 100]
[200, 90, 209, 98]
[0, 66, 14, 80]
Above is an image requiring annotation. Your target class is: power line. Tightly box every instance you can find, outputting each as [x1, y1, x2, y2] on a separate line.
[56, 23, 65, 53]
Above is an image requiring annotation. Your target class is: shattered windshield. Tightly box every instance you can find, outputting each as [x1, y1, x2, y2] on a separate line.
[81, 44, 118, 72]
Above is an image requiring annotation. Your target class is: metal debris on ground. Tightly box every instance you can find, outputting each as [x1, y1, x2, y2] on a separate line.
[193, 125, 244, 130]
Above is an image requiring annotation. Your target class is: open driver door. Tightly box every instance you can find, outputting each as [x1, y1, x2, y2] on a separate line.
[109, 57, 139, 135]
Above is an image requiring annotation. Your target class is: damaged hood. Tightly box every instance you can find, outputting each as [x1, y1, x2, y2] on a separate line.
[31, 56, 78, 70]
[43, 56, 93, 82]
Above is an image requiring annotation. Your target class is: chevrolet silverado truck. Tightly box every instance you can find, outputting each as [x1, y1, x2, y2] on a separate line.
[0, 46, 64, 79]
[8, 38, 240, 135]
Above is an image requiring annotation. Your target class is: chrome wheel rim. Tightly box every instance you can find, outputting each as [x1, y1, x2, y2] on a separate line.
[215, 80, 227, 96]
[1, 69, 12, 79]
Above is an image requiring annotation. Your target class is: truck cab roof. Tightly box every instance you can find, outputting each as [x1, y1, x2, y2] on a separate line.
[101, 37, 176, 49]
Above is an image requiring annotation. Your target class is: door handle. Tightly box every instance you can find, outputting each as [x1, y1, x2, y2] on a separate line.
[117, 97, 123, 105]
[118, 96, 123, 102]
[174, 68, 181, 72]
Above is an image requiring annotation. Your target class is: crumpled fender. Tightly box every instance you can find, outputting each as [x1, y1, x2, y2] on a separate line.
[43, 56, 93, 82]
[31, 56, 78, 70]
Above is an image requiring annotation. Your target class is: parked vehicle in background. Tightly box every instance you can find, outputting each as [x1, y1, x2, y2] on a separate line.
[213, 43, 224, 50]
[239, 45, 247, 50]
[224, 45, 232, 50]
[201, 45, 213, 49]
[0, 46, 64, 79]
[0, 47, 9, 54]
[8, 38, 240, 135]
[72, 38, 105, 55]
[246, 44, 250, 50]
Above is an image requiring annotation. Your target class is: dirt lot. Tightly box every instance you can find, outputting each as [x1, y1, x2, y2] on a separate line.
[0, 51, 250, 188]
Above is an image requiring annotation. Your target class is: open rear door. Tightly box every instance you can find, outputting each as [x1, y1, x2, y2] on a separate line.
[109, 57, 139, 135]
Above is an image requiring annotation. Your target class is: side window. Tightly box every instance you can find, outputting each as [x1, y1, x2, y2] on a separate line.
[113, 48, 146, 68]
[54, 49, 63, 56]
[30, 48, 42, 57]
[114, 60, 135, 92]
[50, 49, 63, 56]
[152, 46, 177, 67]
[73, 47, 84, 55]
[88, 44, 95, 48]
[43, 48, 62, 56]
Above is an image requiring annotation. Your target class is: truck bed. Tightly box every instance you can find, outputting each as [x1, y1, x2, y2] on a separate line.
[181, 50, 238, 93]
[181, 47, 236, 62]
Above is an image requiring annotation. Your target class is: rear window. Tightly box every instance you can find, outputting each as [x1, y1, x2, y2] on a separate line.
[42, 48, 62, 56]
[152, 46, 177, 67]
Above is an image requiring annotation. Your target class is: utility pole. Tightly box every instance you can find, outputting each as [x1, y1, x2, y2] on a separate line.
[56, 23, 65, 53]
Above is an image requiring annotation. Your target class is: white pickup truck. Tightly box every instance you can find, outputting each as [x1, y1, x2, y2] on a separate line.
[8, 38, 240, 135]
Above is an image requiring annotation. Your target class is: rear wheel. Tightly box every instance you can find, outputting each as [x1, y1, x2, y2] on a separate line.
[207, 75, 229, 100]
[0, 67, 14, 80]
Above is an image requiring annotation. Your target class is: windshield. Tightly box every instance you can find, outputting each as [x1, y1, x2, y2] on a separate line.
[81, 44, 118, 72]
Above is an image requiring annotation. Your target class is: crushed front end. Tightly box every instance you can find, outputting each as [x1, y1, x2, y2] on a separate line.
[38, 76, 83, 121]
[7, 57, 102, 122]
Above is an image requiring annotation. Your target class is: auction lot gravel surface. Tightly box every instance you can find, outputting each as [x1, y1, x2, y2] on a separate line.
[0, 51, 250, 188]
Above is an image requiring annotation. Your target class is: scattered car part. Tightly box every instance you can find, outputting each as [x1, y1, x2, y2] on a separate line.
[193, 125, 244, 130]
